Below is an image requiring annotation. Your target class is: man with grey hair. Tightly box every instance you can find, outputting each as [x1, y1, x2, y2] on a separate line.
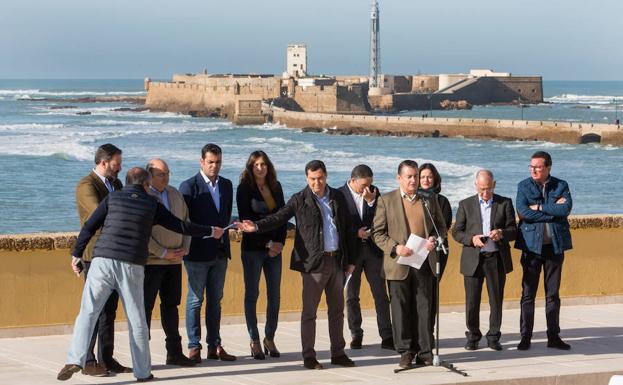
[452, 170, 517, 351]
[58, 167, 222, 382]
[144, 159, 195, 367]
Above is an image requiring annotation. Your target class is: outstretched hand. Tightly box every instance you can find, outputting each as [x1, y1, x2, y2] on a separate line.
[236, 220, 257, 233]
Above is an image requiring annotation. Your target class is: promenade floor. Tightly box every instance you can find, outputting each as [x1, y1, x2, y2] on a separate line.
[1, 303, 622, 385]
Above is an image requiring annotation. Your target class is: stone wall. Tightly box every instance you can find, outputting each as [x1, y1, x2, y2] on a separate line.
[273, 109, 623, 145]
[1, 216, 622, 334]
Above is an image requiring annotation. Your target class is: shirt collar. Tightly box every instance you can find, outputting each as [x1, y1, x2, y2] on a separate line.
[479, 196, 493, 206]
[347, 182, 362, 199]
[400, 189, 417, 202]
[93, 168, 111, 187]
[312, 188, 329, 202]
[200, 169, 219, 186]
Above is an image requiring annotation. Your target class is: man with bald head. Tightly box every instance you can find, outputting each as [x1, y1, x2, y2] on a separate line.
[452, 170, 517, 351]
[144, 159, 195, 367]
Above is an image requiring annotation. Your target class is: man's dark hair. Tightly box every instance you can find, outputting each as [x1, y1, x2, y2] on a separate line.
[531, 151, 552, 167]
[201, 143, 222, 159]
[94, 143, 122, 165]
[305, 160, 327, 175]
[351, 164, 373, 179]
[125, 167, 150, 186]
[398, 160, 419, 175]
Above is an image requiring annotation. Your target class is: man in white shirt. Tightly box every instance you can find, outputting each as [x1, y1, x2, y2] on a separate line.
[338, 165, 393, 350]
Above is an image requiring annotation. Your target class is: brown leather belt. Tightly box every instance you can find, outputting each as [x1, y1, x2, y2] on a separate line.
[323, 251, 339, 257]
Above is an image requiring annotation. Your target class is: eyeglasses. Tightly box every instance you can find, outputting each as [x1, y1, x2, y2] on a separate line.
[529, 165, 544, 171]
[153, 171, 171, 178]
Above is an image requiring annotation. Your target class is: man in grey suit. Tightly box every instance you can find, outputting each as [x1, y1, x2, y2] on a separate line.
[452, 170, 517, 351]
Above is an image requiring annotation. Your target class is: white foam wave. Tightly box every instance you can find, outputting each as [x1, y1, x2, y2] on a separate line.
[0, 123, 65, 132]
[0, 88, 145, 98]
[0, 89, 40, 96]
[546, 94, 621, 105]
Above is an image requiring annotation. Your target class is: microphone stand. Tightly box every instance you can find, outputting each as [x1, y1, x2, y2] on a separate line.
[422, 198, 468, 377]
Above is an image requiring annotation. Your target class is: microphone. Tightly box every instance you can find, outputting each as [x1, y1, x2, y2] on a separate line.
[417, 188, 434, 200]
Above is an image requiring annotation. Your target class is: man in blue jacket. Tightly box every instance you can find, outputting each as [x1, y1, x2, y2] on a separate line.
[179, 143, 236, 363]
[515, 151, 572, 351]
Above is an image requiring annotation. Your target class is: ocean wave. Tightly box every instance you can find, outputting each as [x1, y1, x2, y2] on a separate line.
[0, 123, 65, 131]
[0, 88, 145, 98]
[546, 94, 621, 105]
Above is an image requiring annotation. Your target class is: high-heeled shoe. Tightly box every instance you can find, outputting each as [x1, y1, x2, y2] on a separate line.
[263, 337, 280, 358]
[250, 340, 266, 360]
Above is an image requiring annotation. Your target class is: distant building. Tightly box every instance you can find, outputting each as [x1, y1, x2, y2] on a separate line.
[286, 44, 307, 78]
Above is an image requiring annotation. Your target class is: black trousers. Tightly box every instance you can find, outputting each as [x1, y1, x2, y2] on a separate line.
[144, 264, 183, 355]
[464, 251, 506, 343]
[388, 264, 433, 359]
[83, 260, 119, 365]
[520, 245, 564, 339]
[346, 243, 392, 340]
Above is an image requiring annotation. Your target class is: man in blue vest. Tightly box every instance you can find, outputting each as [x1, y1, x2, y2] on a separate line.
[57, 167, 221, 382]
[179, 143, 236, 363]
[515, 151, 573, 351]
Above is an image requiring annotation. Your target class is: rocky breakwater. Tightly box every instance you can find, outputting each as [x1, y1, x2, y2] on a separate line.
[273, 110, 623, 146]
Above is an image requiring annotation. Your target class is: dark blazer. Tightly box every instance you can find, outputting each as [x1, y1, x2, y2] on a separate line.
[514, 176, 572, 255]
[338, 182, 383, 259]
[236, 181, 287, 251]
[255, 185, 356, 274]
[179, 173, 233, 262]
[75, 170, 123, 262]
[452, 194, 517, 277]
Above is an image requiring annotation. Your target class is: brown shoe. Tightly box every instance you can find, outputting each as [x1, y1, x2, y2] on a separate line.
[263, 337, 280, 357]
[350, 336, 362, 349]
[250, 341, 266, 360]
[104, 358, 132, 373]
[303, 357, 323, 370]
[330, 354, 355, 367]
[188, 347, 202, 364]
[57, 364, 82, 381]
[207, 345, 237, 361]
[81, 361, 108, 377]
[399, 353, 413, 369]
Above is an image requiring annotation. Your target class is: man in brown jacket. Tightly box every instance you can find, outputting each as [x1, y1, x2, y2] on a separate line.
[144, 158, 195, 367]
[74, 143, 130, 375]
[372, 160, 447, 369]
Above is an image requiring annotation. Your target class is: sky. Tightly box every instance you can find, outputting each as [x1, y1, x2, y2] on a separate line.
[1, 0, 621, 80]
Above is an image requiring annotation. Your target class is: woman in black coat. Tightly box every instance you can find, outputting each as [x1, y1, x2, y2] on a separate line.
[236, 151, 287, 360]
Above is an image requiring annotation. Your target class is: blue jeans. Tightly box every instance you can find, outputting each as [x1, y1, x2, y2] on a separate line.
[66, 258, 151, 379]
[185, 258, 227, 350]
[241, 250, 282, 341]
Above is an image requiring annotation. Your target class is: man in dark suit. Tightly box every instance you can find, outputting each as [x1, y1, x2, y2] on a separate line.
[74, 143, 130, 376]
[338, 165, 393, 350]
[452, 170, 517, 351]
[238, 160, 357, 370]
[515, 151, 573, 351]
[179, 143, 236, 363]
[372, 160, 446, 369]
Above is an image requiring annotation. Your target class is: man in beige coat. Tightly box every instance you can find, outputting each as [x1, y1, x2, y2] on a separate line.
[144, 158, 196, 367]
[373, 160, 447, 369]
[75, 143, 130, 376]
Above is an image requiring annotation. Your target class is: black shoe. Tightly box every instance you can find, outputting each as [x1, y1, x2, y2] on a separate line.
[166, 353, 197, 367]
[57, 364, 82, 381]
[250, 341, 266, 360]
[464, 340, 479, 351]
[263, 338, 280, 357]
[417, 355, 433, 366]
[517, 337, 531, 350]
[381, 337, 395, 350]
[303, 357, 323, 370]
[350, 336, 362, 349]
[487, 341, 503, 351]
[399, 353, 413, 369]
[136, 374, 154, 382]
[547, 336, 571, 350]
[104, 358, 132, 373]
[331, 354, 355, 367]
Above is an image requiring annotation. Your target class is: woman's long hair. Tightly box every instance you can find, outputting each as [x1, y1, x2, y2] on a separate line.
[418, 162, 443, 194]
[239, 150, 278, 191]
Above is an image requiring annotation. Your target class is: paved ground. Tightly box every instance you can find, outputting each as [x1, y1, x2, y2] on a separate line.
[1, 303, 622, 385]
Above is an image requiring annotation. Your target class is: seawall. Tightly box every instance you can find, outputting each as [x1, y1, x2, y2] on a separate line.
[1, 215, 622, 337]
[273, 109, 623, 146]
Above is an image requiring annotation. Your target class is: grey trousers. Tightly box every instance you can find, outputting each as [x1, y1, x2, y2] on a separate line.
[66, 258, 151, 379]
[346, 243, 392, 340]
[301, 254, 346, 359]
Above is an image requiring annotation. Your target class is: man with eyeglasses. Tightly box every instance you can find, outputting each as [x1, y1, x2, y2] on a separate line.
[144, 159, 196, 367]
[515, 151, 573, 351]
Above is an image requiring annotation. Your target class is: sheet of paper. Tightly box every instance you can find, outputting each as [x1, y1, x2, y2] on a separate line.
[396, 233, 430, 269]
[344, 273, 353, 291]
[203, 223, 238, 239]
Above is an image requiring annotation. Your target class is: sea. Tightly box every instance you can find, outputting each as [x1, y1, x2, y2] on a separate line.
[0, 79, 622, 234]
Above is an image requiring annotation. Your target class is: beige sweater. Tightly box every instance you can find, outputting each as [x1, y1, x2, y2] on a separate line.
[147, 185, 191, 265]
